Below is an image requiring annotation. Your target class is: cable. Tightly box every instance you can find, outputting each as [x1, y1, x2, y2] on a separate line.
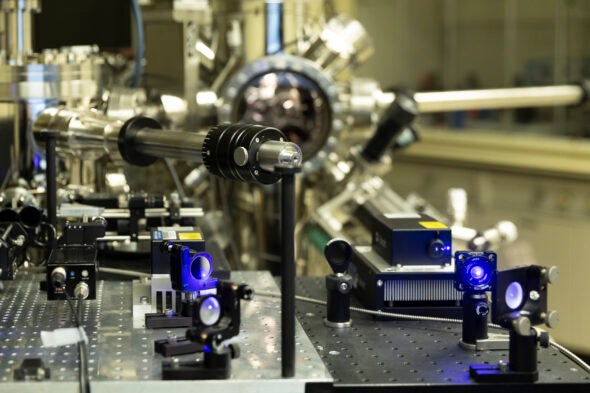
[98, 267, 150, 279]
[550, 340, 590, 373]
[163, 159, 187, 200]
[65, 294, 80, 327]
[256, 290, 464, 324]
[65, 293, 90, 393]
[257, 290, 590, 373]
[218, 178, 242, 269]
[130, 0, 144, 87]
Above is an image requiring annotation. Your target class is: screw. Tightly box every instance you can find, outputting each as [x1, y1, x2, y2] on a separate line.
[498, 359, 508, 372]
[377, 280, 383, 287]
[529, 290, 540, 301]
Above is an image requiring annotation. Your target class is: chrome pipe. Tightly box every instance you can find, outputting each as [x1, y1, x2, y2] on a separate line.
[414, 85, 584, 113]
[132, 127, 206, 162]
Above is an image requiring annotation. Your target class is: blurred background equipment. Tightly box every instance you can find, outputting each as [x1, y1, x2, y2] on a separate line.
[0, 0, 589, 390]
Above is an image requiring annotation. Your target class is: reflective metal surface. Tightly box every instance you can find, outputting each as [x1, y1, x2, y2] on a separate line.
[33, 107, 124, 160]
[302, 13, 374, 76]
[295, 276, 590, 388]
[415, 85, 584, 113]
[0, 271, 332, 391]
[233, 70, 331, 161]
[219, 54, 346, 175]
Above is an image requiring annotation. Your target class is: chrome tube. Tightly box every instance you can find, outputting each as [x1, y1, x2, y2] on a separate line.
[132, 127, 206, 162]
[33, 107, 123, 160]
[2, 0, 41, 64]
[34, 107, 302, 184]
[414, 85, 584, 113]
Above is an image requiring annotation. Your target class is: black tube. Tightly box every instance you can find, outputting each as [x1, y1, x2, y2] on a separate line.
[509, 328, 538, 374]
[0, 208, 19, 222]
[279, 168, 296, 378]
[462, 293, 489, 345]
[19, 206, 42, 228]
[361, 91, 418, 162]
[325, 275, 351, 323]
[45, 132, 57, 233]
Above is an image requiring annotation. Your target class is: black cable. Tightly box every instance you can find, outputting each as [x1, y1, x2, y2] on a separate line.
[163, 158, 187, 200]
[130, 0, 144, 87]
[65, 293, 90, 393]
[218, 178, 242, 269]
[65, 294, 80, 328]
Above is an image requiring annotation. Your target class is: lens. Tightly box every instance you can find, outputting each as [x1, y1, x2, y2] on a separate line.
[428, 239, 447, 258]
[457, 255, 494, 291]
[190, 254, 212, 280]
[0, 208, 19, 222]
[199, 296, 221, 326]
[505, 281, 524, 310]
[470, 265, 485, 280]
[19, 206, 42, 228]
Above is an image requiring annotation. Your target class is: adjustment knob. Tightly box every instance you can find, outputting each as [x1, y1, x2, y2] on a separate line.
[543, 266, 559, 284]
[544, 310, 560, 329]
[511, 315, 531, 336]
[74, 282, 90, 300]
[538, 331, 550, 348]
[50, 267, 67, 289]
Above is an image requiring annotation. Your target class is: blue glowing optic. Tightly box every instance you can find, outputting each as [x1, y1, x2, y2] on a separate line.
[505, 281, 524, 310]
[460, 257, 493, 290]
[470, 265, 485, 280]
[199, 296, 221, 326]
[191, 255, 212, 280]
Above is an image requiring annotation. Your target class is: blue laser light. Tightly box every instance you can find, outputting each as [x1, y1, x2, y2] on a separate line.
[505, 281, 524, 310]
[198, 296, 222, 326]
[454, 251, 497, 292]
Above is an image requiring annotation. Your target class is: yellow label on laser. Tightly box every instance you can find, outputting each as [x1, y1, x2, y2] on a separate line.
[419, 221, 448, 229]
[178, 232, 202, 240]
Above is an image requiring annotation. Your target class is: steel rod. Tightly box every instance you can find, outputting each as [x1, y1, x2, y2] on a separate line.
[45, 132, 57, 233]
[279, 168, 296, 378]
[414, 85, 584, 113]
[133, 127, 207, 162]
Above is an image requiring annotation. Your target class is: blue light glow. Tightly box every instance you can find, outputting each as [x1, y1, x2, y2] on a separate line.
[505, 281, 524, 310]
[199, 296, 221, 326]
[470, 266, 485, 280]
[455, 252, 496, 292]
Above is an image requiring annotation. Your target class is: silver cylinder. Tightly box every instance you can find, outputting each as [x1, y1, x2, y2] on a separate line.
[33, 107, 123, 160]
[414, 85, 583, 113]
[302, 13, 373, 76]
[256, 140, 303, 172]
[1, 0, 41, 64]
[132, 127, 207, 163]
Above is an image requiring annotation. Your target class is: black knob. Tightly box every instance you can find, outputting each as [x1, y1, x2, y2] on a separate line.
[202, 124, 285, 184]
[50, 267, 67, 289]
